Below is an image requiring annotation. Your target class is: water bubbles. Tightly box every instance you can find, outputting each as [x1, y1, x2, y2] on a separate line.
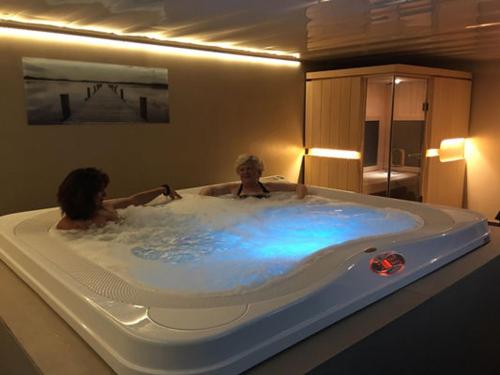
[56, 193, 421, 294]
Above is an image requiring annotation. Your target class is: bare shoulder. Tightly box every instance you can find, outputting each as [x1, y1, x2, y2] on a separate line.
[95, 205, 119, 223]
[55, 216, 90, 230]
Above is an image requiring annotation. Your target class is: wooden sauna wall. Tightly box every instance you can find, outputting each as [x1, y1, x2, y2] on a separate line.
[304, 77, 365, 192]
[393, 79, 427, 121]
[423, 77, 472, 207]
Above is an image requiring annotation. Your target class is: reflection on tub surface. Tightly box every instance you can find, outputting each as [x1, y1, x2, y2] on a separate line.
[51, 193, 422, 294]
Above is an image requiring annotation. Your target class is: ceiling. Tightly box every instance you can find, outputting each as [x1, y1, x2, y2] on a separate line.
[1, 0, 500, 62]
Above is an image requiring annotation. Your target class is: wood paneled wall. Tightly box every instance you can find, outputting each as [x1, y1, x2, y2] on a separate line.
[423, 77, 472, 207]
[427, 78, 472, 148]
[393, 80, 427, 121]
[305, 156, 361, 192]
[424, 159, 467, 207]
[305, 77, 364, 192]
[365, 82, 390, 121]
[305, 77, 364, 150]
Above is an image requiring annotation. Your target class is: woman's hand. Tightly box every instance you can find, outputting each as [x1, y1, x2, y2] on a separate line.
[167, 188, 182, 200]
[163, 184, 182, 200]
[296, 184, 308, 199]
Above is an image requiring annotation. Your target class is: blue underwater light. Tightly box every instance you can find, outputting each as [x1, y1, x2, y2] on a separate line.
[209, 204, 417, 261]
[130, 202, 419, 291]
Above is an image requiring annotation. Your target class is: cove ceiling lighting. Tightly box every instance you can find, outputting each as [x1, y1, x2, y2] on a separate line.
[0, 25, 300, 67]
[0, 16, 300, 59]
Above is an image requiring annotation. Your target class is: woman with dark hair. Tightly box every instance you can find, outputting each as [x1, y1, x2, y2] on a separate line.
[56, 167, 181, 230]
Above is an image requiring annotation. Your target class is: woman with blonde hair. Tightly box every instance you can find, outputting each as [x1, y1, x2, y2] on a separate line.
[199, 154, 307, 199]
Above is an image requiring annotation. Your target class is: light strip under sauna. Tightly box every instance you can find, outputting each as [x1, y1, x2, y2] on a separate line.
[0, 25, 300, 67]
[439, 138, 466, 162]
[308, 148, 361, 160]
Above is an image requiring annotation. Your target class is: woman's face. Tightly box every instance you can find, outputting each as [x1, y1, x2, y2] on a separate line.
[237, 162, 261, 183]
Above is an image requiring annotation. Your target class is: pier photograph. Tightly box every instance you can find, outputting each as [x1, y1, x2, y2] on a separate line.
[22, 57, 169, 125]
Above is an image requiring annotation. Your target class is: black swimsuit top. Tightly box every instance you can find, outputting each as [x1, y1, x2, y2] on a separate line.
[237, 182, 271, 199]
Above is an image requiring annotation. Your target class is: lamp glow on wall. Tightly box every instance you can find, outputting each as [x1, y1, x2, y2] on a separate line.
[308, 148, 361, 160]
[425, 138, 467, 162]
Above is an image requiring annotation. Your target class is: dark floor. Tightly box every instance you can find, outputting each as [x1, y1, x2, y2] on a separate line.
[310, 256, 500, 375]
[0, 318, 40, 375]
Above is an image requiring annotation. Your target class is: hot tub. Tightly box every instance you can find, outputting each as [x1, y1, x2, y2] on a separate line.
[0, 178, 489, 374]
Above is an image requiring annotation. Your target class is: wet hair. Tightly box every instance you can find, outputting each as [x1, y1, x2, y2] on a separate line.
[234, 154, 264, 173]
[57, 168, 109, 220]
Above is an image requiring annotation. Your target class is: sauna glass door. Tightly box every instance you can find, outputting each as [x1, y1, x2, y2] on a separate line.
[362, 76, 393, 197]
[388, 76, 427, 201]
[362, 75, 427, 201]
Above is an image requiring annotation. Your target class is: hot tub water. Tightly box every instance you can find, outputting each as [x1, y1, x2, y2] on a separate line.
[52, 193, 422, 294]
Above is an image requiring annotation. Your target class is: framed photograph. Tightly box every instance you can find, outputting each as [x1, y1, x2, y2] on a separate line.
[22, 57, 169, 125]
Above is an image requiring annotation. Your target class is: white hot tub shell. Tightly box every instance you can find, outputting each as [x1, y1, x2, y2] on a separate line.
[0, 182, 490, 374]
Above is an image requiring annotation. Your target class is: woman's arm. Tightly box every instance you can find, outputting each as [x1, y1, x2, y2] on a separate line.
[199, 183, 236, 196]
[107, 185, 182, 209]
[266, 182, 308, 199]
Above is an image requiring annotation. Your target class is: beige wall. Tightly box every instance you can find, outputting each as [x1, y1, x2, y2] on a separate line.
[467, 61, 500, 221]
[0, 34, 304, 215]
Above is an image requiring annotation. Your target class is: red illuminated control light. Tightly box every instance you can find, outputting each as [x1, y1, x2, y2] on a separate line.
[370, 252, 405, 276]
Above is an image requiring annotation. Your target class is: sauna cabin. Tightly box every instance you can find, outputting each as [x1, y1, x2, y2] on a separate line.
[305, 64, 471, 207]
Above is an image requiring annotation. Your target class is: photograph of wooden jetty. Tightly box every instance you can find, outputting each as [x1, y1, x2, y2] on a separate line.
[22, 57, 169, 125]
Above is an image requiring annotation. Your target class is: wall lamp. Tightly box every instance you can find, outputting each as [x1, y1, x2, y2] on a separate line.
[426, 138, 467, 162]
[439, 138, 466, 162]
